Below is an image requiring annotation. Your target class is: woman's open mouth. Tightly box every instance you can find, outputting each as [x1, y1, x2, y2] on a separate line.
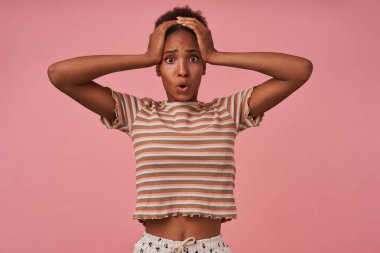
[177, 84, 189, 93]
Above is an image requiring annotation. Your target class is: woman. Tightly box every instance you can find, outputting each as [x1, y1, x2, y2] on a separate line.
[47, 5, 313, 253]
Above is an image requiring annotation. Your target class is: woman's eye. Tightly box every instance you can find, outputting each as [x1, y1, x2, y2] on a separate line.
[165, 57, 174, 63]
[189, 55, 199, 62]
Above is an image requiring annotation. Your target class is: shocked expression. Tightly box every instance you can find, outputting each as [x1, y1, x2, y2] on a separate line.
[156, 30, 206, 102]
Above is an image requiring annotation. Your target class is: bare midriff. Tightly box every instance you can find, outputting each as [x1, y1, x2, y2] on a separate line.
[144, 215, 222, 241]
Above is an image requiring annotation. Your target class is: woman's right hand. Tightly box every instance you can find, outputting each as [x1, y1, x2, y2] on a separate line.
[146, 20, 178, 65]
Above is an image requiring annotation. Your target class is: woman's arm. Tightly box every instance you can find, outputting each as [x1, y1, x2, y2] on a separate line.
[47, 54, 156, 87]
[207, 51, 313, 118]
[47, 54, 156, 123]
[176, 17, 313, 119]
[47, 20, 177, 123]
[208, 51, 313, 119]
[207, 51, 312, 83]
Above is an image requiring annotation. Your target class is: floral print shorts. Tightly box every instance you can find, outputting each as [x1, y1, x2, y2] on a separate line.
[133, 231, 232, 253]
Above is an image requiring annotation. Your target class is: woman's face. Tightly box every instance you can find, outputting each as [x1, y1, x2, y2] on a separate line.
[156, 30, 206, 102]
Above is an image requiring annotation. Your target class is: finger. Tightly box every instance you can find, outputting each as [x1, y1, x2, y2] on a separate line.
[163, 20, 177, 28]
[163, 21, 178, 31]
[179, 21, 195, 31]
[165, 20, 178, 25]
[178, 21, 204, 36]
[177, 17, 207, 31]
[177, 19, 207, 34]
[157, 20, 177, 31]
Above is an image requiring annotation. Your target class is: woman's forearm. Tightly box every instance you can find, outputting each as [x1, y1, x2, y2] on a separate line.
[47, 53, 156, 86]
[207, 51, 313, 82]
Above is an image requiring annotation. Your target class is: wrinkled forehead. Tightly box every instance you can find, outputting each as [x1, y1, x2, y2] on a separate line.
[164, 30, 199, 50]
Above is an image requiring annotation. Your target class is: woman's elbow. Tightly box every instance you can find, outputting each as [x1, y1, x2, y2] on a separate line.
[303, 60, 313, 81]
[47, 63, 64, 87]
[296, 59, 313, 83]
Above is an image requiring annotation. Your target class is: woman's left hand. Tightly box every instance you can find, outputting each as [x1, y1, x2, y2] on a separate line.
[176, 16, 218, 63]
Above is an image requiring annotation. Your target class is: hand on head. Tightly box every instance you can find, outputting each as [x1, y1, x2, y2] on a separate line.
[175, 16, 217, 63]
[146, 17, 217, 65]
[146, 20, 178, 65]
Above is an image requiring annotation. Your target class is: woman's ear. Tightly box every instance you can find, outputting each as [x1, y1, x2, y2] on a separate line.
[156, 64, 161, 77]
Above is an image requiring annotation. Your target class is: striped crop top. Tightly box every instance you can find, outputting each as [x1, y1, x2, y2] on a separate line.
[99, 85, 264, 226]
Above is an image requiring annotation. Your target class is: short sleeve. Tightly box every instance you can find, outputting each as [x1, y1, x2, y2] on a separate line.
[221, 85, 264, 134]
[99, 87, 143, 135]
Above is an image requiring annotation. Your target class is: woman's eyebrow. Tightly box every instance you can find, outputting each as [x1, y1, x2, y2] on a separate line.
[164, 49, 199, 54]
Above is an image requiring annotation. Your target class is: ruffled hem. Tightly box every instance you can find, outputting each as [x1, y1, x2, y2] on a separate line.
[132, 213, 237, 226]
[244, 85, 264, 127]
[99, 87, 121, 128]
[110, 88, 121, 126]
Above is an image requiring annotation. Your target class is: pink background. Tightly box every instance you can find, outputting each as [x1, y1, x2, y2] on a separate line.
[1, 0, 379, 252]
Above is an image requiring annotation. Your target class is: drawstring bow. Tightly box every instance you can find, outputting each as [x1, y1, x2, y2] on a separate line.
[172, 237, 196, 253]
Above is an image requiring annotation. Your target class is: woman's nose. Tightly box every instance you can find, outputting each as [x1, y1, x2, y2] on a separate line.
[178, 60, 189, 77]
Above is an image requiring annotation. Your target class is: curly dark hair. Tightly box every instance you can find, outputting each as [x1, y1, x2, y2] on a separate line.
[154, 5, 208, 39]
